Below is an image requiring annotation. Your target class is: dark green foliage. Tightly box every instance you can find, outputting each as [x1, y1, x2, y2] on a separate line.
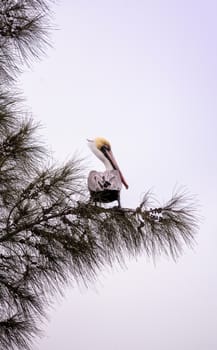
[0, 0, 52, 82]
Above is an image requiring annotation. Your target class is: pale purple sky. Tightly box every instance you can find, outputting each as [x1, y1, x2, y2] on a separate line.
[21, 1, 217, 349]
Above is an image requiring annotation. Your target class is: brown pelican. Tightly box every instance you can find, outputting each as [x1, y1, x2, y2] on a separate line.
[87, 137, 128, 206]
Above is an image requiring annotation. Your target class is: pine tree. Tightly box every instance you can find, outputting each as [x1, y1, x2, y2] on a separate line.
[0, 1, 198, 349]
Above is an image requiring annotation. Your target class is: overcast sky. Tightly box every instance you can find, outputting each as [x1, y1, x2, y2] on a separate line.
[20, 1, 217, 349]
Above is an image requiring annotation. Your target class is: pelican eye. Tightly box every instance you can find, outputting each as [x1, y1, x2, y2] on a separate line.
[101, 144, 111, 152]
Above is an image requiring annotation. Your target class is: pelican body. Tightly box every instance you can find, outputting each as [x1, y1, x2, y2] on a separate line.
[87, 137, 128, 207]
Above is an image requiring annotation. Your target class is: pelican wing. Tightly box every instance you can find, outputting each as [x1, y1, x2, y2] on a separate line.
[88, 170, 122, 192]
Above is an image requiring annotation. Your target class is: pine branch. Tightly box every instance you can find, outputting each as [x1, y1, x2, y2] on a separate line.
[0, 154, 199, 350]
[0, 0, 53, 82]
[0, 313, 41, 350]
[0, 116, 199, 346]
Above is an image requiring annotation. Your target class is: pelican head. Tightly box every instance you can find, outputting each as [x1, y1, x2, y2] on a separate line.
[87, 137, 129, 189]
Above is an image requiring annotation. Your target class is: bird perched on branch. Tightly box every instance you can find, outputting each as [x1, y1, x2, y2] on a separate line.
[87, 137, 128, 207]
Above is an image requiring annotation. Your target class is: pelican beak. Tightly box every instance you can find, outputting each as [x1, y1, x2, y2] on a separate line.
[104, 148, 129, 189]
